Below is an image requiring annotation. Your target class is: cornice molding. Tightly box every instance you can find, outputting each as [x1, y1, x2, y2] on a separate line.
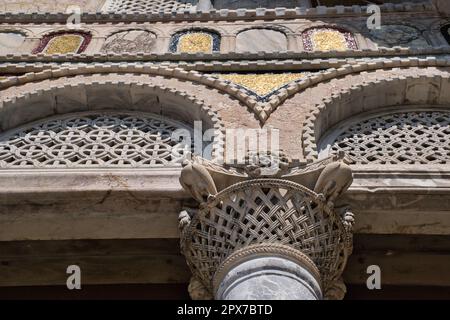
[0, 3, 436, 24]
[0, 46, 449, 63]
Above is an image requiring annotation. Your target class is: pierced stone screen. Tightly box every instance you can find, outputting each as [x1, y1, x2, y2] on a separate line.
[330, 111, 450, 165]
[0, 112, 192, 169]
[103, 0, 196, 13]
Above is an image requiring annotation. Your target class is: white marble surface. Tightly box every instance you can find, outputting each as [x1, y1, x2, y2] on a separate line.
[216, 257, 322, 300]
[236, 29, 288, 53]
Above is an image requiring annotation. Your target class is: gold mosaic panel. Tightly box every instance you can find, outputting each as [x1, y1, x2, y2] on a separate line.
[44, 35, 83, 54]
[311, 30, 347, 51]
[178, 33, 213, 53]
[215, 73, 306, 96]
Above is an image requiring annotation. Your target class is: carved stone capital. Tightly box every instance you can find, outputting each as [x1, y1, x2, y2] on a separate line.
[179, 154, 354, 300]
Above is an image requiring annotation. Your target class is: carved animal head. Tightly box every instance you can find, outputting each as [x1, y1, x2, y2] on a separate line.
[180, 162, 218, 203]
[314, 162, 353, 203]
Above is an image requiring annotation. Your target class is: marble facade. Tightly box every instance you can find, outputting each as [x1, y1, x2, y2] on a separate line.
[0, 0, 449, 300]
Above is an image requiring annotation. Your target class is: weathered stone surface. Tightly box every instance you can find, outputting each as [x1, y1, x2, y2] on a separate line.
[0, 0, 106, 12]
[431, 0, 450, 14]
[0, 0, 449, 301]
[101, 30, 157, 54]
[236, 29, 287, 53]
[369, 25, 429, 48]
[0, 31, 24, 54]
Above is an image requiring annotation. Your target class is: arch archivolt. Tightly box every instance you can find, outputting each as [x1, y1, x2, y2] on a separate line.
[1, 66, 450, 181]
[3, 60, 450, 125]
[3, 63, 450, 158]
[169, 25, 227, 38]
[260, 66, 450, 162]
[299, 71, 450, 164]
[234, 24, 293, 36]
[35, 26, 99, 38]
[0, 73, 265, 162]
[0, 70, 260, 128]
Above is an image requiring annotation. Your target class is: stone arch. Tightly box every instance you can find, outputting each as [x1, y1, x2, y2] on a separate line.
[100, 29, 158, 54]
[0, 64, 263, 123]
[0, 26, 33, 38]
[317, 106, 450, 166]
[103, 27, 162, 39]
[296, 23, 360, 36]
[235, 24, 294, 36]
[170, 25, 227, 37]
[302, 74, 450, 163]
[35, 26, 99, 38]
[0, 78, 227, 162]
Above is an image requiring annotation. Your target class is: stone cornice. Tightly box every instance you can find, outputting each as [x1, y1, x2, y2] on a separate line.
[0, 3, 436, 24]
[0, 46, 449, 64]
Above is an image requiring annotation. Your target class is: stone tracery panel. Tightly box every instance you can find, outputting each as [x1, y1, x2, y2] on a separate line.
[320, 110, 450, 165]
[101, 30, 157, 54]
[0, 111, 193, 169]
[369, 24, 429, 48]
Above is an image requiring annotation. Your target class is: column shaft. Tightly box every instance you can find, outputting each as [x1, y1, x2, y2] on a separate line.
[215, 256, 322, 300]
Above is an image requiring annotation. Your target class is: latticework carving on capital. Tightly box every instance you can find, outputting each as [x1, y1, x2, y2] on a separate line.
[179, 158, 354, 299]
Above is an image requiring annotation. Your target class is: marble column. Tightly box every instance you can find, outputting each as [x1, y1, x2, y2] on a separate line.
[179, 156, 354, 300]
[213, 244, 323, 300]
